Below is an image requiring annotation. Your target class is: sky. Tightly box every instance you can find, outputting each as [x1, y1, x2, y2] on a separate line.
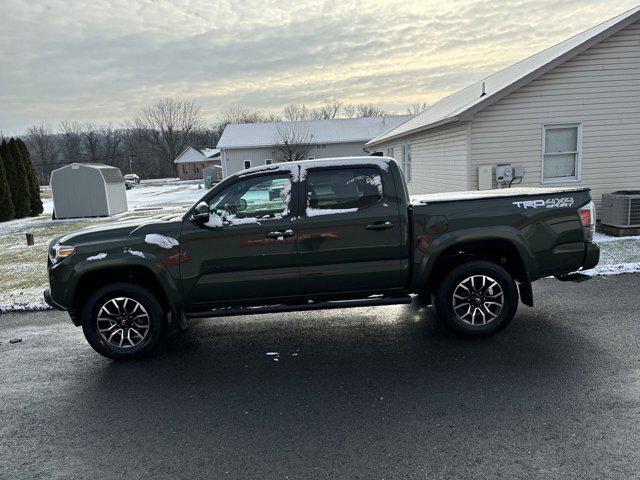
[1, 0, 639, 134]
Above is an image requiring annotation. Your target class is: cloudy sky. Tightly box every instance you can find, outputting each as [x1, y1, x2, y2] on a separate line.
[1, 0, 638, 133]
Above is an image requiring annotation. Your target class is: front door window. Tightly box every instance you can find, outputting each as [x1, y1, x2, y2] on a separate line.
[207, 174, 292, 226]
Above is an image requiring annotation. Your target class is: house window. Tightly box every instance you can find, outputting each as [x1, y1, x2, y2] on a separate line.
[265, 159, 272, 165]
[182, 164, 187, 174]
[401, 144, 412, 183]
[386, 147, 393, 158]
[308, 157, 315, 160]
[244, 160, 251, 170]
[543, 124, 581, 182]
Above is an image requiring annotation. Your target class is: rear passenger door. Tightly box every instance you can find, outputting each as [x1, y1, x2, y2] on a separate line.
[297, 165, 406, 294]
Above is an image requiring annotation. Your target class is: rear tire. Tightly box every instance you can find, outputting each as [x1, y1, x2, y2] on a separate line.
[81, 282, 166, 360]
[434, 261, 518, 337]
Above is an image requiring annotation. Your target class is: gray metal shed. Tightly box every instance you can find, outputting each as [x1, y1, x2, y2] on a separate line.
[50, 163, 128, 218]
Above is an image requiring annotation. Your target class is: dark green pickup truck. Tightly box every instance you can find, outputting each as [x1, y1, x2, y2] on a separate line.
[45, 157, 599, 359]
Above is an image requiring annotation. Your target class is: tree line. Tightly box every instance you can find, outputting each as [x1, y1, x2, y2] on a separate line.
[16, 98, 427, 184]
[0, 138, 43, 222]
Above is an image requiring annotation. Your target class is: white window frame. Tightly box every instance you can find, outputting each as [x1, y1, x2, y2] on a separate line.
[243, 160, 251, 170]
[541, 123, 582, 184]
[386, 147, 393, 158]
[402, 144, 412, 184]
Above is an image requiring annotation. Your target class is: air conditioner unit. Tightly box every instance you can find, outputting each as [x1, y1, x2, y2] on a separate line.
[601, 191, 640, 228]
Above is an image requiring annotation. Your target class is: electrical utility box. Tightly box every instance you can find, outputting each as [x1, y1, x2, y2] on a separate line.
[478, 165, 493, 190]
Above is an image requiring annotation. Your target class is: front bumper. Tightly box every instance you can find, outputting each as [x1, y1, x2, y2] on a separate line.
[583, 242, 600, 270]
[43, 288, 64, 311]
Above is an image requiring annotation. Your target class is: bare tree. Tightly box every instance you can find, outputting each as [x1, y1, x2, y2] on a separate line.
[133, 98, 204, 169]
[407, 102, 429, 115]
[212, 105, 281, 138]
[98, 126, 124, 166]
[58, 121, 84, 163]
[82, 123, 101, 162]
[342, 103, 357, 118]
[283, 104, 312, 121]
[356, 104, 390, 117]
[24, 124, 60, 183]
[272, 123, 314, 162]
[313, 98, 342, 119]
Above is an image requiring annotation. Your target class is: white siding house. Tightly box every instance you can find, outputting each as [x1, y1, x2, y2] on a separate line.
[366, 6, 640, 210]
[217, 115, 412, 177]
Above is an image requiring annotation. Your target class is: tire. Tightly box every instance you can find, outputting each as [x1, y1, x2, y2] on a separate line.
[81, 282, 166, 360]
[434, 261, 518, 337]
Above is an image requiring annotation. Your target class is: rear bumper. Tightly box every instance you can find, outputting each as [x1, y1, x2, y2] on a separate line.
[583, 242, 600, 270]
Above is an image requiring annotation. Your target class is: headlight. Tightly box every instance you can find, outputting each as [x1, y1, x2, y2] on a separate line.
[50, 244, 76, 264]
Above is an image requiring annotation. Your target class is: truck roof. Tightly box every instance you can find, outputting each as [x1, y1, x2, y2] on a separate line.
[235, 156, 394, 178]
[411, 187, 590, 205]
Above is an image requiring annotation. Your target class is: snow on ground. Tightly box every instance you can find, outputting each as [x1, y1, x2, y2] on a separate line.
[1, 182, 640, 313]
[1, 181, 206, 312]
[42, 179, 205, 216]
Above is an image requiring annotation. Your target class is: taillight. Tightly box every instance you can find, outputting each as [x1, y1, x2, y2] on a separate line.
[578, 201, 595, 242]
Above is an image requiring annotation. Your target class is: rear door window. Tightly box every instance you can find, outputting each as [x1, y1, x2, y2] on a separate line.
[305, 167, 383, 216]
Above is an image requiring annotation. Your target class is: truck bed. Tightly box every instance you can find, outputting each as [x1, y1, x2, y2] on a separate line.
[410, 186, 589, 205]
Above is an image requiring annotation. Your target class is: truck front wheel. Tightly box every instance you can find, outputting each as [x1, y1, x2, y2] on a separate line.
[81, 282, 166, 360]
[434, 261, 518, 337]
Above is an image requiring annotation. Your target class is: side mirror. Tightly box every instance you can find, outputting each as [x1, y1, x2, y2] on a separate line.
[235, 198, 248, 212]
[191, 202, 210, 225]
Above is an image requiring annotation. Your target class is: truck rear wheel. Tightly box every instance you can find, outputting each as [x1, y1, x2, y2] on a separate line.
[434, 261, 518, 337]
[81, 282, 166, 360]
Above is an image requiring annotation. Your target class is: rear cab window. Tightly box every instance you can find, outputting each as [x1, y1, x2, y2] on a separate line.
[305, 167, 384, 217]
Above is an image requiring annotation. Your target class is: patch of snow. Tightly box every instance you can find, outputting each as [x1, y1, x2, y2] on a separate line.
[145, 234, 179, 249]
[87, 253, 107, 261]
[306, 207, 358, 217]
[0, 302, 51, 313]
[266, 352, 279, 356]
[593, 232, 640, 243]
[583, 262, 640, 276]
[124, 248, 145, 258]
[224, 214, 260, 226]
[204, 213, 224, 228]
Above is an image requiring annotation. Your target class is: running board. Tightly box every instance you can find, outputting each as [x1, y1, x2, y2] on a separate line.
[555, 272, 591, 283]
[185, 295, 413, 319]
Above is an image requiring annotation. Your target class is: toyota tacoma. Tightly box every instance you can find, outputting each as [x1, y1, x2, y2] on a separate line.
[45, 157, 599, 359]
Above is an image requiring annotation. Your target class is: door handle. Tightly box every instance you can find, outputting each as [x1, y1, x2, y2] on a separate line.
[266, 229, 294, 239]
[365, 221, 394, 230]
[308, 233, 333, 240]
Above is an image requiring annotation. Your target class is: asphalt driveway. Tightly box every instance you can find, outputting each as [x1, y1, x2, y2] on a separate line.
[1, 274, 639, 479]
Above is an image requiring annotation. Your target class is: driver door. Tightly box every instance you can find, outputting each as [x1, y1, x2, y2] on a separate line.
[180, 171, 300, 307]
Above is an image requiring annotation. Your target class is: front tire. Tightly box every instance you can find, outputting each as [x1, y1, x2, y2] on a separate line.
[434, 261, 518, 337]
[81, 282, 166, 360]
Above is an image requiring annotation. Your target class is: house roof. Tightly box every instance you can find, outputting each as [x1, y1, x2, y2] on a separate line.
[367, 5, 640, 147]
[217, 115, 413, 149]
[173, 146, 220, 163]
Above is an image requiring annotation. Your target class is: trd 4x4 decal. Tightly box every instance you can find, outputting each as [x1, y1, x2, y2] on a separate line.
[513, 197, 575, 209]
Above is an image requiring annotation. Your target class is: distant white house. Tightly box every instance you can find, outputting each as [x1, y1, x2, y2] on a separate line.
[366, 6, 640, 210]
[216, 115, 412, 177]
[173, 146, 221, 180]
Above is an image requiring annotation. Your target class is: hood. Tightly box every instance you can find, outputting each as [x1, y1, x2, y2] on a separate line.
[51, 215, 183, 247]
